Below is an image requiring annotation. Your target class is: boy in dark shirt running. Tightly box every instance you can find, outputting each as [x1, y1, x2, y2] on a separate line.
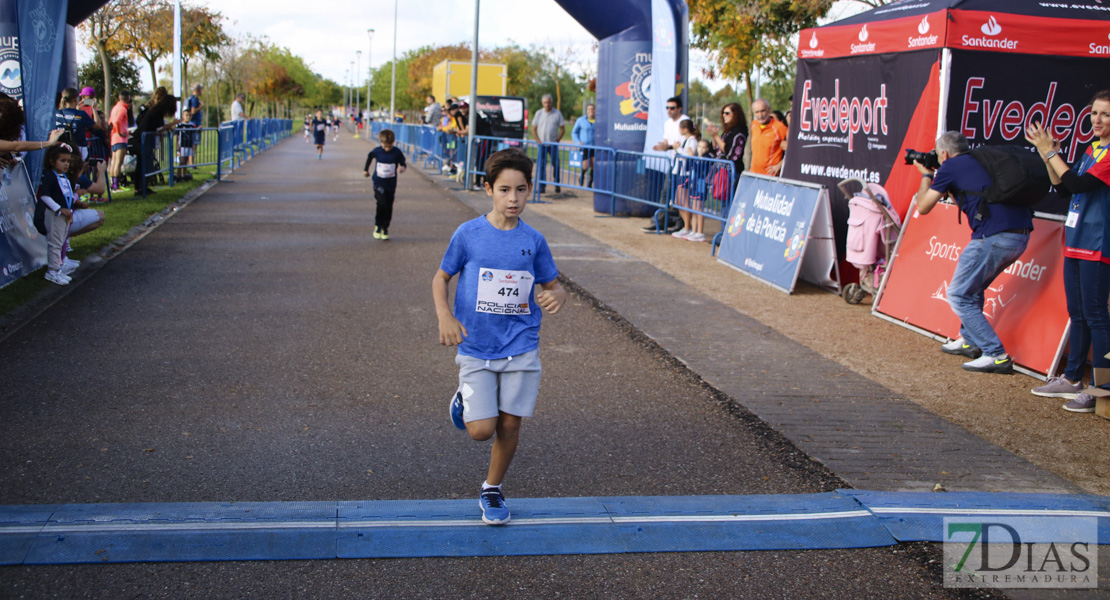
[432, 148, 567, 525]
[311, 110, 327, 159]
[363, 129, 407, 240]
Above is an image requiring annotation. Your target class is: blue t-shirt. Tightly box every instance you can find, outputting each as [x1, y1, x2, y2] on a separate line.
[439, 216, 559, 360]
[187, 95, 203, 125]
[930, 153, 1033, 239]
[55, 108, 94, 148]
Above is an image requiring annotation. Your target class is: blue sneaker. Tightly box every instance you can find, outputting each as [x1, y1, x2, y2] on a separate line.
[479, 488, 510, 525]
[449, 391, 466, 430]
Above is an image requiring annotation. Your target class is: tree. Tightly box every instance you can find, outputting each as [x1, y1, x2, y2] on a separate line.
[79, 0, 153, 106]
[687, 0, 833, 104]
[115, 0, 173, 89]
[179, 5, 229, 86]
[77, 53, 143, 101]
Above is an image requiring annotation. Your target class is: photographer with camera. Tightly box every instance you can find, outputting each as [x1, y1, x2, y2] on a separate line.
[913, 132, 1033, 374]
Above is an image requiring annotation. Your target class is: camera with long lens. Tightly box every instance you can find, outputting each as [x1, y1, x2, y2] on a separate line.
[904, 149, 940, 170]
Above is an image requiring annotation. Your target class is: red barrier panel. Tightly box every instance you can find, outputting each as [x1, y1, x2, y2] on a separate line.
[875, 203, 1067, 376]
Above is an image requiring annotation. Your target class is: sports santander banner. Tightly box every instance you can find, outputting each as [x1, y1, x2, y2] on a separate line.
[784, 49, 940, 258]
[875, 204, 1067, 375]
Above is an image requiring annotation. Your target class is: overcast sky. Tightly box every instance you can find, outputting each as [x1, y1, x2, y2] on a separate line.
[77, 0, 868, 93]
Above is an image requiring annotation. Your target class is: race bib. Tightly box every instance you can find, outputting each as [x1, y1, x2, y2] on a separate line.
[376, 163, 396, 178]
[476, 268, 533, 315]
[316, 123, 325, 131]
[1066, 210, 1079, 229]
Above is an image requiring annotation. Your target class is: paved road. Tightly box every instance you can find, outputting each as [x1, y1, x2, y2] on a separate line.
[1, 133, 996, 599]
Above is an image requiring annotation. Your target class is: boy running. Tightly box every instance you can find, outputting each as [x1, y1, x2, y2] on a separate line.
[363, 129, 407, 240]
[432, 148, 568, 525]
[311, 110, 327, 159]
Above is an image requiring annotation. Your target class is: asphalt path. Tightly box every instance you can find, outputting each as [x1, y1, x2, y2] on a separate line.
[0, 133, 994, 599]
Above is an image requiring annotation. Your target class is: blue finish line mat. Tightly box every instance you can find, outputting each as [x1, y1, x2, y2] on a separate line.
[1, 491, 1108, 565]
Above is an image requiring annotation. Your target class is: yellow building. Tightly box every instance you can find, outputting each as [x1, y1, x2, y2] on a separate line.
[432, 61, 507, 101]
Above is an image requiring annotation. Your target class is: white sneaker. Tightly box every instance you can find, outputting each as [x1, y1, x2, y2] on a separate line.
[686, 232, 706, 242]
[671, 228, 690, 238]
[962, 353, 1013, 374]
[61, 258, 80, 275]
[44, 269, 71, 285]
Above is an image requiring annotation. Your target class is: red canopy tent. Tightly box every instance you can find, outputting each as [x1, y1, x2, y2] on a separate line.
[783, 0, 1110, 376]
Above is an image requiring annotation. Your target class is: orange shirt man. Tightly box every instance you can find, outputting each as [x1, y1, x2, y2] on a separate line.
[749, 99, 789, 176]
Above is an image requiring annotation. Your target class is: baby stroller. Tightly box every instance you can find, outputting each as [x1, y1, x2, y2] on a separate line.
[839, 178, 901, 305]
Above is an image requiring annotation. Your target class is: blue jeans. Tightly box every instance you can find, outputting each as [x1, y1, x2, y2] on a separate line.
[1061, 257, 1110, 385]
[539, 144, 561, 192]
[947, 232, 1029, 357]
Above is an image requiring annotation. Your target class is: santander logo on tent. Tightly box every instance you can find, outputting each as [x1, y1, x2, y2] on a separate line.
[981, 16, 1002, 36]
[800, 31, 824, 57]
[851, 24, 876, 54]
[962, 15, 1018, 50]
[908, 15, 939, 48]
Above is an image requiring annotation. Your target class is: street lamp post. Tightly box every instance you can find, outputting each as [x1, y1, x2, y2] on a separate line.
[390, 0, 397, 122]
[355, 50, 362, 137]
[344, 69, 349, 112]
[367, 29, 375, 123]
[350, 61, 355, 116]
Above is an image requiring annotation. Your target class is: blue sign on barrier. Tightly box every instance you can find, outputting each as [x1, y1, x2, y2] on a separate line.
[0, 162, 46, 289]
[717, 173, 831, 294]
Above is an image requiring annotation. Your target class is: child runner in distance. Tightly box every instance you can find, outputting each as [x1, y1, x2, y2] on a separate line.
[363, 129, 406, 240]
[432, 148, 568, 525]
[312, 110, 327, 159]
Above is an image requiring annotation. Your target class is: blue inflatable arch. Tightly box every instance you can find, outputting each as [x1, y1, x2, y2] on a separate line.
[555, 0, 689, 215]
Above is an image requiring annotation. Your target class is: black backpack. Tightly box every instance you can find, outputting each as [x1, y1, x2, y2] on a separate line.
[955, 145, 1050, 222]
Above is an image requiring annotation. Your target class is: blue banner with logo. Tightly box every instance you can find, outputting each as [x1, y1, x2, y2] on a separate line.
[717, 173, 826, 293]
[18, 0, 69, 190]
[0, 161, 48, 288]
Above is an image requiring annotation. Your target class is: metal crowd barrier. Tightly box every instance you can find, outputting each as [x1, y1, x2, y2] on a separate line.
[138, 118, 292, 197]
[358, 123, 735, 253]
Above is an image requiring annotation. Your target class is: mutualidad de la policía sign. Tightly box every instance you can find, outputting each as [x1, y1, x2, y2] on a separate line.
[717, 173, 829, 293]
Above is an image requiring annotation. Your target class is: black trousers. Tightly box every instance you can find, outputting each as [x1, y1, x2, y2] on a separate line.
[374, 183, 396, 230]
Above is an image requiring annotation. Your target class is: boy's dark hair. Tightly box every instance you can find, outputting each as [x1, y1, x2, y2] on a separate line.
[119, 90, 131, 102]
[380, 129, 395, 144]
[667, 96, 682, 110]
[43, 144, 71, 173]
[485, 148, 533, 187]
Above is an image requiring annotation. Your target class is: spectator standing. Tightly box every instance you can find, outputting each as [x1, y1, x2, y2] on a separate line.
[131, 92, 178, 190]
[176, 107, 198, 179]
[914, 131, 1032, 375]
[35, 145, 105, 285]
[704, 102, 748, 186]
[55, 87, 104, 160]
[644, 96, 689, 233]
[571, 103, 596, 187]
[230, 93, 246, 121]
[107, 90, 133, 190]
[749, 98, 788, 176]
[1024, 91, 1110, 413]
[187, 84, 204, 127]
[424, 95, 443, 127]
[670, 119, 703, 242]
[77, 87, 109, 162]
[531, 94, 565, 194]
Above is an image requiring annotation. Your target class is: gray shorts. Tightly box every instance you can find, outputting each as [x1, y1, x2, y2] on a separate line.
[455, 349, 542, 422]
